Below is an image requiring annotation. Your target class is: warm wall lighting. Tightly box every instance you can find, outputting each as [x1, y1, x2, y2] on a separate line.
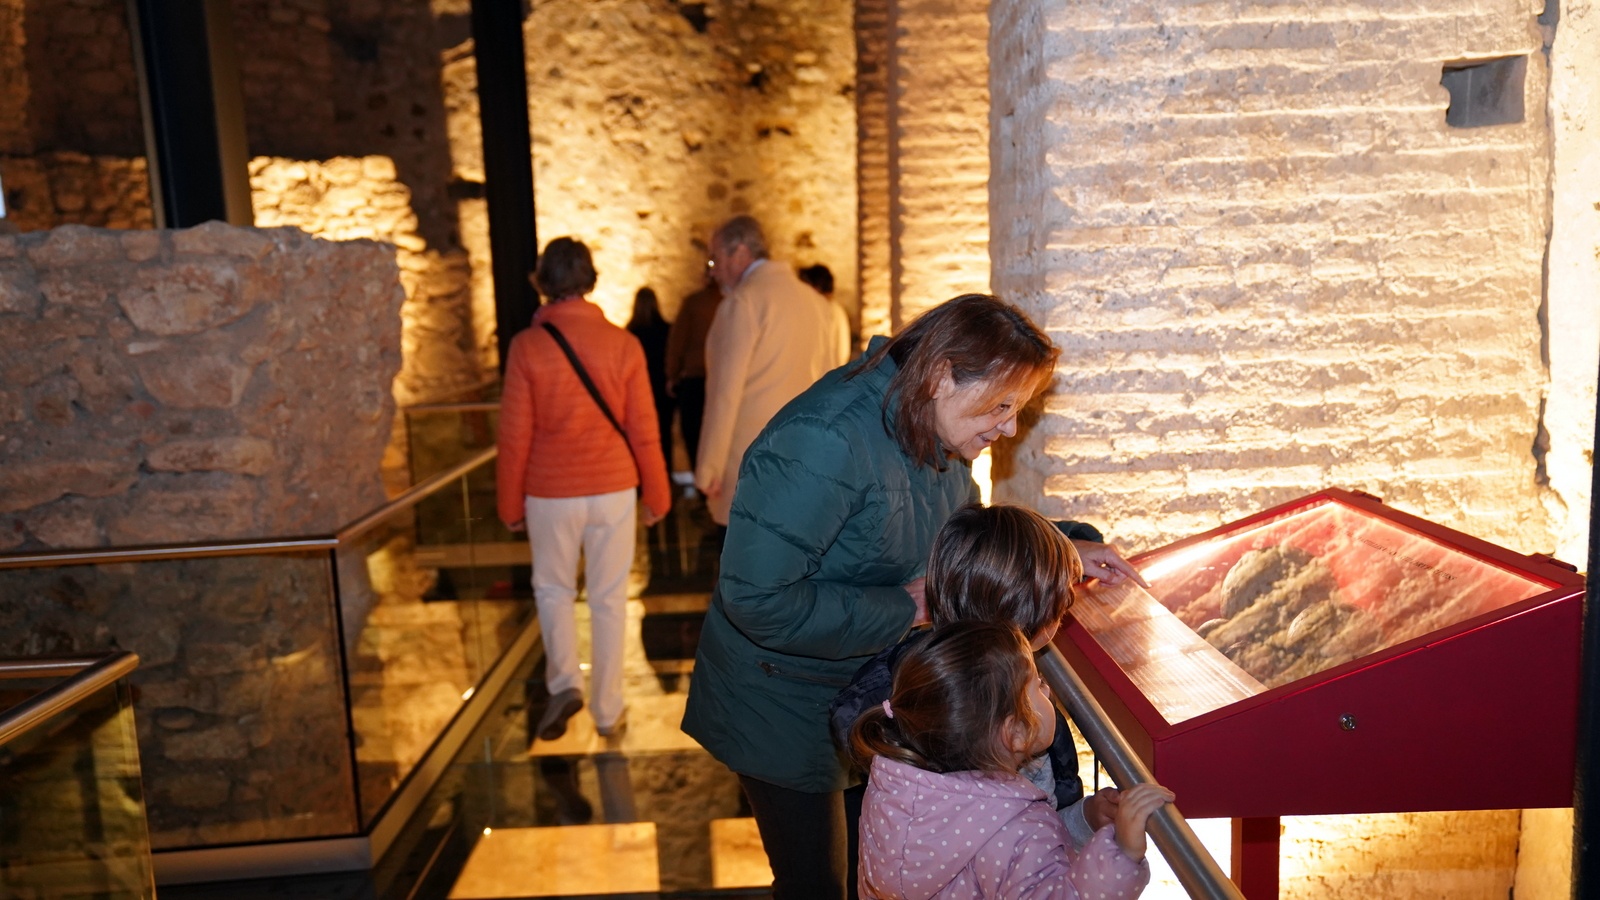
[973, 446, 992, 506]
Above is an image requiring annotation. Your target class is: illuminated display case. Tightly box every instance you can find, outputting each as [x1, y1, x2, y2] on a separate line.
[1057, 488, 1586, 819]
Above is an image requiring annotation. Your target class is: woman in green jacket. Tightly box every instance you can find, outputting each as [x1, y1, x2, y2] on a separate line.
[681, 293, 1142, 899]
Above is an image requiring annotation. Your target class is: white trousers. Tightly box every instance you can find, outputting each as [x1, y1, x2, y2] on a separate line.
[524, 489, 635, 728]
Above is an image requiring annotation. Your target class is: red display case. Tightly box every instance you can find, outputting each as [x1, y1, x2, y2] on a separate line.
[1057, 488, 1586, 821]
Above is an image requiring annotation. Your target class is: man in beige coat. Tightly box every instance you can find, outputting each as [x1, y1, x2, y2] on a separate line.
[696, 216, 849, 525]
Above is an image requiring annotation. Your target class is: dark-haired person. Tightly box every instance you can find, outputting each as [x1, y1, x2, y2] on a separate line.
[497, 237, 671, 742]
[665, 270, 722, 471]
[799, 261, 853, 363]
[797, 262, 835, 297]
[681, 293, 1142, 898]
[627, 286, 674, 472]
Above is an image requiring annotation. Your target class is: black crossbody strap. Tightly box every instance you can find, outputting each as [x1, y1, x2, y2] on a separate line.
[541, 323, 628, 443]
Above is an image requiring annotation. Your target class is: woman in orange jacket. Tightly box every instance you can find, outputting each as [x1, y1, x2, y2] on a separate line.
[496, 237, 671, 741]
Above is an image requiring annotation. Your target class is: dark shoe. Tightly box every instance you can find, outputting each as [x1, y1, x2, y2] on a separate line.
[537, 688, 583, 741]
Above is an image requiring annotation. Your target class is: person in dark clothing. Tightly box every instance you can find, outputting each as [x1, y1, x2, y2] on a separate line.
[665, 274, 722, 471]
[628, 286, 674, 466]
[798, 262, 835, 296]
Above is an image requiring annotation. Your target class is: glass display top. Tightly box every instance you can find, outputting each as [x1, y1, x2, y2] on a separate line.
[1069, 497, 1552, 724]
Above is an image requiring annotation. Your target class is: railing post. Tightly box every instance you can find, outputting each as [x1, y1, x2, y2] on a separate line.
[1040, 645, 1245, 900]
[1230, 816, 1280, 899]
[1572, 352, 1600, 898]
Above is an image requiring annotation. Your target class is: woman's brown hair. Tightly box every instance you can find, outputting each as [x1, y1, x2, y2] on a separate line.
[849, 621, 1042, 775]
[926, 503, 1082, 639]
[850, 293, 1058, 469]
[535, 236, 597, 300]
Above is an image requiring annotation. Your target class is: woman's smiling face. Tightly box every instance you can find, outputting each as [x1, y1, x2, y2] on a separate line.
[931, 371, 1030, 460]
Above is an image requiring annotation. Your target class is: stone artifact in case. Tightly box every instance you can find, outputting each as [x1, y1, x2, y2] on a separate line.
[1056, 488, 1585, 819]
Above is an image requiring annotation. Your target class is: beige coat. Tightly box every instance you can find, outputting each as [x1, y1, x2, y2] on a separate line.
[697, 259, 849, 524]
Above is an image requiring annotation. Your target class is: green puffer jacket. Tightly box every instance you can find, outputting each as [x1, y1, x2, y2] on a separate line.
[681, 338, 979, 792]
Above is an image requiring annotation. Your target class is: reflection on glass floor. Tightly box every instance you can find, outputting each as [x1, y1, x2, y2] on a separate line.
[441, 594, 773, 899]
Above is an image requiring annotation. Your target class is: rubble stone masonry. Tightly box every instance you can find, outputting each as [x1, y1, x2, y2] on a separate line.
[0, 222, 402, 550]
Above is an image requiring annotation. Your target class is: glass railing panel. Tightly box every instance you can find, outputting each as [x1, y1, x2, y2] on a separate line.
[0, 676, 154, 898]
[337, 453, 534, 827]
[0, 553, 358, 849]
[404, 399, 500, 485]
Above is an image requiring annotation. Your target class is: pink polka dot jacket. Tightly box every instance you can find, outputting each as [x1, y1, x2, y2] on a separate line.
[859, 756, 1151, 900]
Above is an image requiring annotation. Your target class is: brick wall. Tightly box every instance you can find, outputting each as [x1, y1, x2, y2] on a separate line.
[855, 0, 891, 342]
[990, 0, 1554, 558]
[886, 0, 992, 325]
[989, 2, 1569, 894]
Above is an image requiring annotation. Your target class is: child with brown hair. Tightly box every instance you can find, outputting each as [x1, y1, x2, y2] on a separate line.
[831, 503, 1134, 852]
[851, 621, 1173, 898]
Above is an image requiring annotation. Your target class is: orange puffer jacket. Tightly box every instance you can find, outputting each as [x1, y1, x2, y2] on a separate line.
[495, 298, 671, 526]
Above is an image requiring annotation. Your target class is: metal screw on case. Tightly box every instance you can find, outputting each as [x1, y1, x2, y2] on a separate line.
[1340, 714, 1357, 731]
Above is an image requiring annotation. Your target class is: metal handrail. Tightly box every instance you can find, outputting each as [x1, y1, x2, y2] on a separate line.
[0, 651, 140, 748]
[336, 445, 496, 541]
[0, 446, 499, 570]
[401, 400, 500, 414]
[1040, 644, 1244, 900]
[0, 538, 340, 571]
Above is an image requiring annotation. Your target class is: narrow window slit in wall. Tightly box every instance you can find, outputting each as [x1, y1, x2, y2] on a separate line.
[1441, 55, 1527, 128]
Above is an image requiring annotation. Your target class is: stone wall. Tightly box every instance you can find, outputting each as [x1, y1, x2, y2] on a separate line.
[438, 0, 858, 330]
[0, 0, 27, 155]
[1542, 0, 1600, 568]
[0, 153, 152, 232]
[0, 222, 401, 550]
[0, 553, 358, 849]
[250, 156, 482, 405]
[232, 0, 337, 161]
[854, 0, 992, 335]
[11, 0, 143, 157]
[1, 0, 860, 385]
[0, 220, 404, 849]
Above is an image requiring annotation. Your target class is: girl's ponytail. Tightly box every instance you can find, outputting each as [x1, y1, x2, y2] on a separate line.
[849, 703, 929, 771]
[850, 621, 1040, 775]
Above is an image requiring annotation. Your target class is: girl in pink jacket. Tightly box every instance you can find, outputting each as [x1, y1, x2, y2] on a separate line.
[851, 622, 1174, 899]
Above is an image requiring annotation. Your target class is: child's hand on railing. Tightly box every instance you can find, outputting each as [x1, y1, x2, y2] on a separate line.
[1084, 786, 1121, 831]
[1113, 782, 1175, 861]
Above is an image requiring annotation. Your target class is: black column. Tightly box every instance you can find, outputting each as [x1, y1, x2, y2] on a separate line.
[1575, 351, 1600, 899]
[470, 0, 540, 371]
[126, 0, 252, 228]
